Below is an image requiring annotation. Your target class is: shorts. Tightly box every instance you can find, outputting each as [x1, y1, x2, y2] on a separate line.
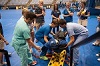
[78, 19, 88, 26]
[35, 22, 44, 26]
[0, 40, 4, 49]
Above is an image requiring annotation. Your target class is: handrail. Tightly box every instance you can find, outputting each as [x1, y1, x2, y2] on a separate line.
[0, 49, 11, 66]
[70, 31, 100, 66]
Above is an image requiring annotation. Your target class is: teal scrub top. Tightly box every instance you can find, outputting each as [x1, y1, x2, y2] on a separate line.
[12, 17, 30, 48]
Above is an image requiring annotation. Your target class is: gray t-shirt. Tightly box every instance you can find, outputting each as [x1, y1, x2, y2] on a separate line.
[67, 23, 88, 37]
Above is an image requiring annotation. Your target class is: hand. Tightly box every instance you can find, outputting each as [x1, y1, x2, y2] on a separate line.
[42, 10, 45, 15]
[4, 41, 9, 45]
[80, 8, 84, 12]
[65, 45, 68, 48]
[36, 46, 41, 52]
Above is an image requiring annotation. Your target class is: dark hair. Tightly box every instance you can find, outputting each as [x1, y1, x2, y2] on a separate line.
[52, 19, 59, 25]
[53, 4, 58, 11]
[59, 19, 66, 25]
[81, 1, 86, 6]
[24, 12, 36, 20]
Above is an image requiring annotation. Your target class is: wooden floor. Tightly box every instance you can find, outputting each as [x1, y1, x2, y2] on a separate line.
[0, 9, 100, 66]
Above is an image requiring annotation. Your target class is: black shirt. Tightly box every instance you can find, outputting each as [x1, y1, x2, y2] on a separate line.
[35, 7, 45, 23]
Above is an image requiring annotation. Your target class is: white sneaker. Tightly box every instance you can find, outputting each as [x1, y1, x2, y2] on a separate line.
[8, 53, 12, 57]
[97, 58, 100, 61]
[96, 53, 100, 57]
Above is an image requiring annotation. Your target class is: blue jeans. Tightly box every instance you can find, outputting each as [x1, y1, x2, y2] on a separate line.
[38, 36, 52, 56]
[72, 32, 88, 64]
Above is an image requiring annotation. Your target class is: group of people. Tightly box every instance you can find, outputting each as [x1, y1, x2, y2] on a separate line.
[11, 1, 89, 66]
[0, 0, 99, 66]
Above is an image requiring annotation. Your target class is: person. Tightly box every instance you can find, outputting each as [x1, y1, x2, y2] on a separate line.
[77, 1, 90, 27]
[34, 0, 45, 31]
[0, 23, 9, 66]
[30, 4, 35, 13]
[41, 31, 70, 61]
[51, 4, 61, 34]
[93, 15, 100, 46]
[62, 2, 74, 23]
[11, 11, 41, 66]
[19, 8, 37, 66]
[35, 19, 59, 60]
[58, 19, 88, 66]
[92, 15, 100, 62]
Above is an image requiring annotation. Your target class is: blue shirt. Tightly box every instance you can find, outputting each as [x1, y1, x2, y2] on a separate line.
[66, 23, 88, 37]
[63, 8, 74, 22]
[51, 10, 61, 19]
[35, 24, 52, 38]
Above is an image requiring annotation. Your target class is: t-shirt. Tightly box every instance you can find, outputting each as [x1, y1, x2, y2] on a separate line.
[66, 23, 88, 37]
[79, 9, 89, 20]
[51, 10, 61, 19]
[35, 24, 52, 38]
[35, 6, 45, 23]
[63, 8, 74, 22]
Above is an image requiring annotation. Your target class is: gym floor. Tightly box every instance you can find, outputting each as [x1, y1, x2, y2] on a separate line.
[0, 9, 100, 66]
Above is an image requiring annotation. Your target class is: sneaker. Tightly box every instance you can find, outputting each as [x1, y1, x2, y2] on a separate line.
[96, 53, 100, 57]
[97, 58, 100, 61]
[28, 61, 37, 66]
[3, 62, 7, 65]
[46, 53, 52, 59]
[93, 42, 100, 46]
[0, 62, 7, 66]
[40, 56, 48, 60]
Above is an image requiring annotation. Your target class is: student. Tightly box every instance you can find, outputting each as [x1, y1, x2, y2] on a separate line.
[93, 15, 100, 46]
[11, 12, 41, 66]
[34, 0, 45, 31]
[20, 8, 37, 66]
[77, 1, 90, 27]
[35, 19, 59, 60]
[51, 4, 61, 34]
[0, 27, 9, 66]
[62, 2, 74, 23]
[41, 31, 69, 60]
[59, 19, 88, 66]
[93, 15, 100, 61]
[0, 15, 9, 66]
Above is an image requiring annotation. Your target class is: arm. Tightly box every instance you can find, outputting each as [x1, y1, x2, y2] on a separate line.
[26, 38, 41, 51]
[63, 11, 73, 17]
[84, 12, 90, 17]
[44, 35, 49, 43]
[63, 14, 70, 17]
[77, 8, 84, 16]
[35, 9, 45, 17]
[66, 35, 75, 47]
[52, 15, 57, 19]
[0, 33, 8, 45]
[50, 31, 55, 36]
[42, 9, 45, 16]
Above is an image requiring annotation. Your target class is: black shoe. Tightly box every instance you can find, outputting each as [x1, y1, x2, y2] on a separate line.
[8, 53, 12, 57]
